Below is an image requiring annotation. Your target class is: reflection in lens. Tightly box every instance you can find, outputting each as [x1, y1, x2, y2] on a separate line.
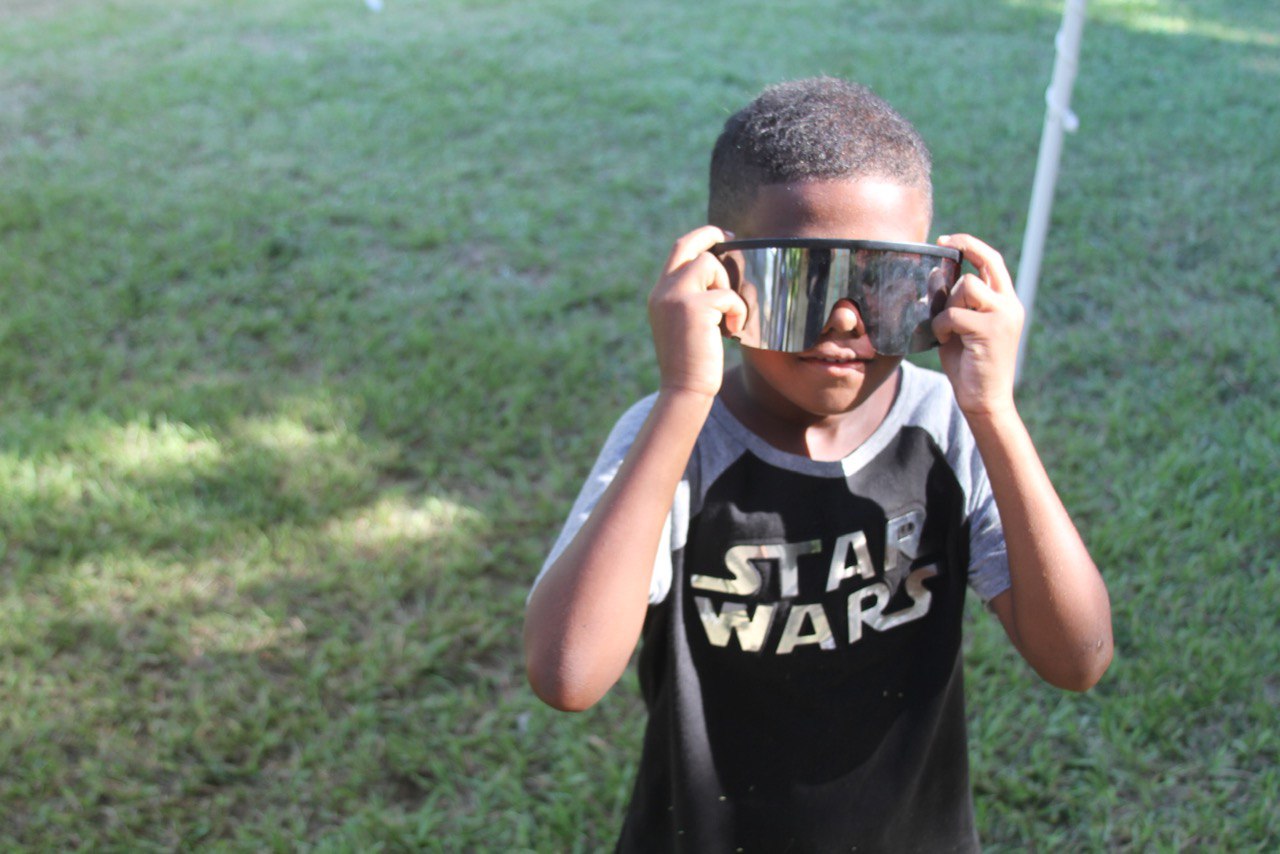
[716, 240, 961, 356]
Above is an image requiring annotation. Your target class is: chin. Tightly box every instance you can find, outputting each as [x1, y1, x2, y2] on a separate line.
[743, 352, 903, 421]
[796, 385, 878, 417]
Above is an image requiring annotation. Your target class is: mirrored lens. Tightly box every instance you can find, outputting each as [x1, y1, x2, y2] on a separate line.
[714, 239, 962, 356]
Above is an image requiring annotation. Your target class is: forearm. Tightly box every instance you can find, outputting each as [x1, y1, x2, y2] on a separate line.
[969, 406, 1113, 690]
[524, 388, 713, 711]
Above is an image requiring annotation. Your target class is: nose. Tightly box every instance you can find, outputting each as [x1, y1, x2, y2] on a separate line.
[821, 298, 866, 338]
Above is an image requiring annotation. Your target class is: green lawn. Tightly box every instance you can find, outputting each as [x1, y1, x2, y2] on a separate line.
[2, 0, 1277, 849]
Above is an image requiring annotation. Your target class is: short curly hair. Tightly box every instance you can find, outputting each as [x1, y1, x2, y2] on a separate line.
[708, 78, 933, 229]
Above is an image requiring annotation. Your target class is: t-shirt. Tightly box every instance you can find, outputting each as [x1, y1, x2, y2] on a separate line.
[535, 362, 1011, 852]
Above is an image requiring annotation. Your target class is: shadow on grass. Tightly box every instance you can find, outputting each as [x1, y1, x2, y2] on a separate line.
[8, 419, 471, 838]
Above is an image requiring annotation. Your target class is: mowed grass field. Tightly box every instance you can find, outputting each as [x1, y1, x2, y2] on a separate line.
[2, 0, 1277, 849]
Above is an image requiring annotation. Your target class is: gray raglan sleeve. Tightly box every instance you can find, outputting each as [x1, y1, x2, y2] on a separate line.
[963, 447, 1012, 603]
[530, 394, 681, 605]
[907, 365, 1011, 603]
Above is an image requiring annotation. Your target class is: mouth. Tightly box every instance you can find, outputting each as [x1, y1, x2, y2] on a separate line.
[797, 351, 871, 375]
[801, 354, 864, 365]
[803, 355, 865, 366]
[798, 344, 873, 366]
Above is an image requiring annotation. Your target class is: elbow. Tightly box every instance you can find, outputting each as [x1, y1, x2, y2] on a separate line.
[525, 655, 604, 713]
[523, 587, 636, 712]
[1038, 635, 1114, 693]
[531, 686, 599, 714]
[523, 622, 609, 712]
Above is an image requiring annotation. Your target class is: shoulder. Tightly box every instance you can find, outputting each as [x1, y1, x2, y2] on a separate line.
[893, 362, 969, 451]
[896, 360, 957, 412]
[890, 363, 992, 505]
[616, 392, 661, 433]
[595, 393, 660, 455]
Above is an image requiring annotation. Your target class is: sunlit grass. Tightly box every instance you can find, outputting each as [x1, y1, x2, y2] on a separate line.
[324, 495, 484, 552]
[1089, 0, 1280, 45]
[1006, 0, 1280, 48]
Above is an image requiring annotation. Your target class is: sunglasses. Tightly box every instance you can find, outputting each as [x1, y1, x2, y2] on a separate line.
[713, 239, 963, 356]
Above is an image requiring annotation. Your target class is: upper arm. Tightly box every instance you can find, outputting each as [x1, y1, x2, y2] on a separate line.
[986, 588, 1020, 649]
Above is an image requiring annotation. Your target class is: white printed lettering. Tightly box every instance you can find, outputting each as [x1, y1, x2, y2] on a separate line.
[847, 582, 891, 643]
[696, 531, 940, 654]
[776, 540, 822, 597]
[775, 603, 837, 654]
[692, 545, 764, 595]
[826, 531, 875, 591]
[694, 541, 820, 597]
[883, 509, 925, 579]
[876, 565, 938, 631]
[847, 565, 938, 641]
[695, 597, 776, 652]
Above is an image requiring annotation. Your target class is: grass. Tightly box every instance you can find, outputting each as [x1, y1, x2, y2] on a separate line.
[1, 0, 1277, 848]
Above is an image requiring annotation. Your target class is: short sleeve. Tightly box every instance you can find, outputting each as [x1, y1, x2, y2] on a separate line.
[964, 459, 1011, 604]
[892, 364, 1011, 603]
[530, 395, 680, 605]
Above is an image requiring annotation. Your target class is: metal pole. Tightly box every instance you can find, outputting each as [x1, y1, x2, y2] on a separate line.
[1014, 0, 1087, 385]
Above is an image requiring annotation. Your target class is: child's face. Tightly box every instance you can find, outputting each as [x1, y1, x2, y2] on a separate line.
[734, 178, 932, 420]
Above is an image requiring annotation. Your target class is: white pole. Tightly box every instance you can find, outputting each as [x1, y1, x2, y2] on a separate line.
[1014, 0, 1087, 385]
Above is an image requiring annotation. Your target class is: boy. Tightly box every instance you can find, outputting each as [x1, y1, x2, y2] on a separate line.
[524, 78, 1112, 851]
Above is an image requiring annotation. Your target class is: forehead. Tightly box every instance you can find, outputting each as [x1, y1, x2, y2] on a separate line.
[737, 179, 931, 243]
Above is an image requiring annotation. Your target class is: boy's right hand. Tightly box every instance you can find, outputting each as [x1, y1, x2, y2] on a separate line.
[647, 226, 747, 399]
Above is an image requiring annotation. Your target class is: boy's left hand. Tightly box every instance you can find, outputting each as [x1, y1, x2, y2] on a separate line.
[931, 234, 1024, 416]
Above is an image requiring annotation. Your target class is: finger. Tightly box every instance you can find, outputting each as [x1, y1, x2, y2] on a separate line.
[931, 307, 958, 342]
[947, 274, 998, 312]
[671, 251, 732, 297]
[652, 251, 732, 310]
[931, 305, 997, 348]
[931, 310, 974, 350]
[703, 287, 749, 337]
[938, 233, 1013, 295]
[702, 249, 733, 293]
[932, 304, 986, 338]
[664, 225, 731, 275]
[933, 294, 1022, 346]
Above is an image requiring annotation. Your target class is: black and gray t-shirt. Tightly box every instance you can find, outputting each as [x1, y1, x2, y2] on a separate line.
[536, 362, 1011, 852]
